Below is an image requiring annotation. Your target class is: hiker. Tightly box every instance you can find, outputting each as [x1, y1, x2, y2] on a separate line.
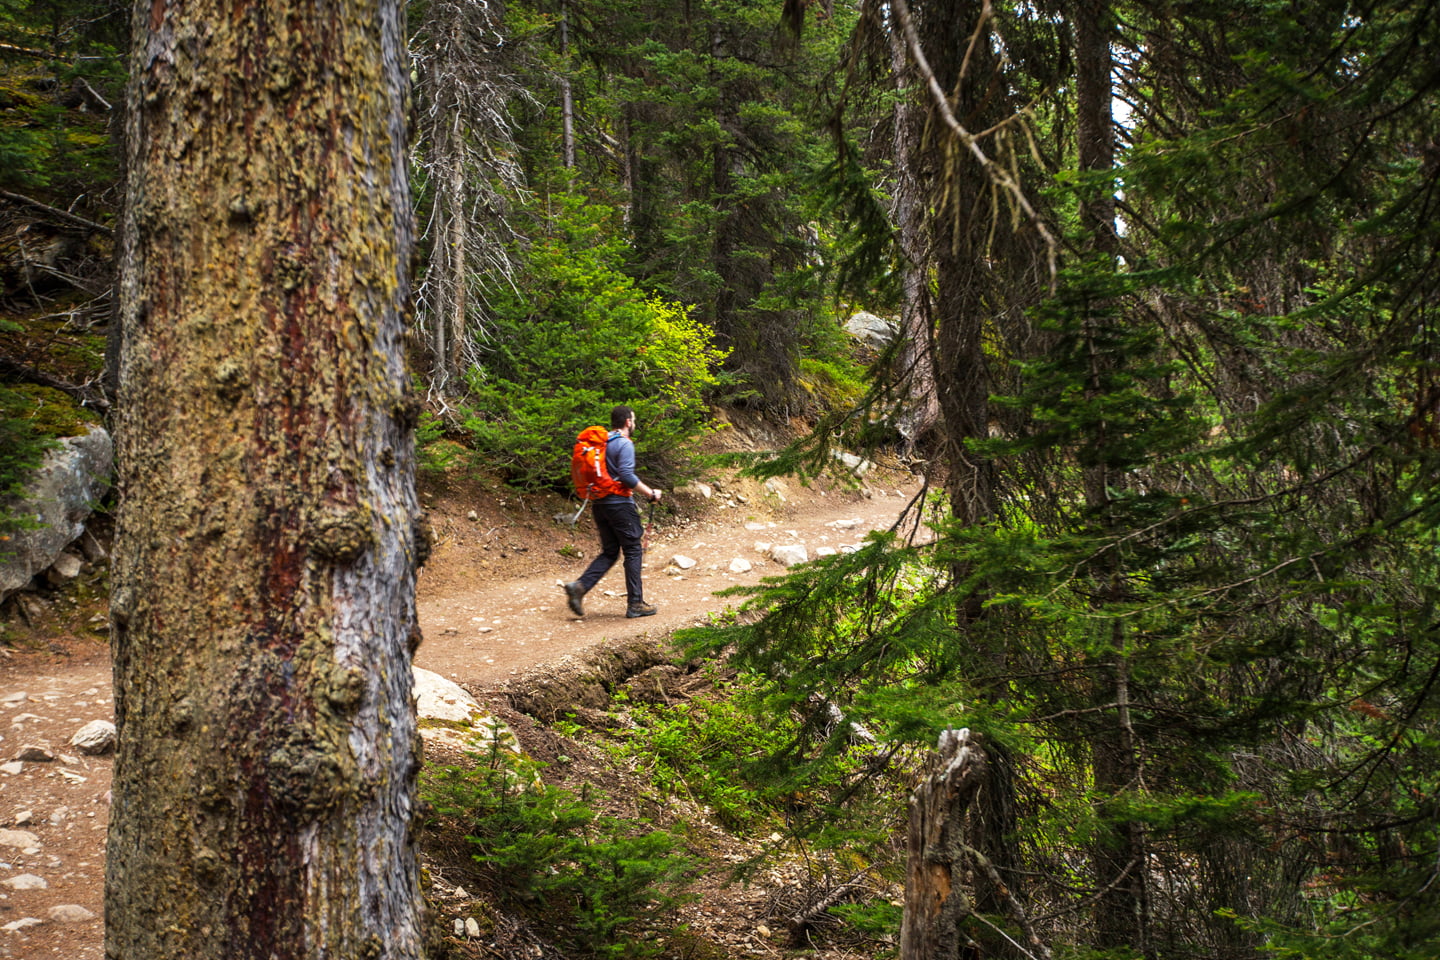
[564, 405, 663, 619]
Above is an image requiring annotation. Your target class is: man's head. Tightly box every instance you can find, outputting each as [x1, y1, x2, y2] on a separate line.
[610, 405, 635, 430]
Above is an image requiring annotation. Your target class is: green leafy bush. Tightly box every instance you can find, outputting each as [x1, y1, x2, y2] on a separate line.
[423, 739, 695, 958]
[459, 198, 728, 490]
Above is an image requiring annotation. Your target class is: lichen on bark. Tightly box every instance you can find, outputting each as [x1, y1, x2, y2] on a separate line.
[105, 0, 425, 956]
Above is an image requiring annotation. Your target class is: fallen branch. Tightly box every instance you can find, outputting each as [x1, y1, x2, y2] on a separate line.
[0, 190, 113, 236]
[786, 872, 871, 945]
[0, 42, 50, 61]
[76, 77, 112, 112]
[960, 842, 1052, 960]
[0, 356, 110, 412]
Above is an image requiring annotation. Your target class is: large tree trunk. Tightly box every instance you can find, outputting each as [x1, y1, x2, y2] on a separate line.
[106, 0, 425, 955]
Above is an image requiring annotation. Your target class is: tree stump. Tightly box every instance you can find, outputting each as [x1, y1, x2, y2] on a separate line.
[901, 728, 988, 960]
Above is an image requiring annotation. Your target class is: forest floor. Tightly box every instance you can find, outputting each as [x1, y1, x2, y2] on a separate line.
[0, 422, 926, 959]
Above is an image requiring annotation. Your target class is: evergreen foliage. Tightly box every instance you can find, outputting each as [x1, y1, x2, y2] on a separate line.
[458, 197, 727, 490]
[423, 739, 695, 958]
[0, 376, 59, 545]
[684, 1, 1440, 957]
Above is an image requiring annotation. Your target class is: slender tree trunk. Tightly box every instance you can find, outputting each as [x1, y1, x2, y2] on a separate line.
[560, 5, 577, 173]
[444, 131, 469, 380]
[106, 0, 425, 955]
[886, 12, 939, 452]
[1075, 2, 1150, 954]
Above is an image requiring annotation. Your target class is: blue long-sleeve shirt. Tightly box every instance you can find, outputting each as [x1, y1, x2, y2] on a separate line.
[605, 431, 640, 497]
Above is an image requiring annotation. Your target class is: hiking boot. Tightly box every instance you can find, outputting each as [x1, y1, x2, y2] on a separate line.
[563, 581, 586, 618]
[626, 601, 657, 619]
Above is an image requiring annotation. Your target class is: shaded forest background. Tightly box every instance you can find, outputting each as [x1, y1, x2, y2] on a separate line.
[3, 0, 1440, 958]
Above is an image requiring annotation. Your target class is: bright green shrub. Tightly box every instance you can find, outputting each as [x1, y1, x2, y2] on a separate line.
[460, 198, 727, 490]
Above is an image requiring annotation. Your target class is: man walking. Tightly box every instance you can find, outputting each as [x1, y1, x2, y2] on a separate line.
[564, 405, 662, 618]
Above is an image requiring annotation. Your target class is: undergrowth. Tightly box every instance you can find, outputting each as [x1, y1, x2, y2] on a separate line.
[423, 737, 696, 959]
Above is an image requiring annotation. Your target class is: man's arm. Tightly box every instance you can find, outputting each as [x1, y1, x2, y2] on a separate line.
[610, 436, 661, 501]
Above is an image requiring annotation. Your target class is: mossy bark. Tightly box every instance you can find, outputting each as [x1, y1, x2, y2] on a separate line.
[106, 0, 424, 957]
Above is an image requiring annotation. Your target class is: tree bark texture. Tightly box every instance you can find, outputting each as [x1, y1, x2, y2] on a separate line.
[885, 9, 940, 453]
[901, 729, 988, 960]
[106, 0, 424, 956]
[910, 0, 998, 536]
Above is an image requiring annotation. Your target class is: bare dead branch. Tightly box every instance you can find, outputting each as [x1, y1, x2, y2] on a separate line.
[785, 872, 871, 945]
[888, 0, 1057, 287]
[0, 190, 113, 235]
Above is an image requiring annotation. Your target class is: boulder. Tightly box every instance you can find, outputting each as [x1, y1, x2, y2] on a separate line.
[844, 311, 899, 350]
[413, 667, 483, 723]
[728, 557, 753, 573]
[44, 550, 83, 586]
[413, 667, 522, 757]
[0, 426, 113, 600]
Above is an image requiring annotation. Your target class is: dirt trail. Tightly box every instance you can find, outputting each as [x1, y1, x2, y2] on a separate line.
[414, 477, 924, 688]
[0, 467, 923, 957]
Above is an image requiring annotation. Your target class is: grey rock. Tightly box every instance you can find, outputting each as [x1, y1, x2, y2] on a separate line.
[0, 828, 40, 848]
[770, 544, 809, 567]
[1, 918, 42, 932]
[413, 667, 482, 723]
[671, 555, 697, 570]
[47, 904, 95, 923]
[728, 557, 753, 573]
[44, 551, 83, 586]
[15, 746, 53, 762]
[414, 668, 524, 760]
[69, 720, 116, 756]
[1, 874, 46, 890]
[831, 450, 874, 477]
[0, 426, 113, 601]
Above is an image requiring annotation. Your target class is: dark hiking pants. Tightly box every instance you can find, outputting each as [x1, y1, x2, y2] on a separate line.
[577, 498, 644, 603]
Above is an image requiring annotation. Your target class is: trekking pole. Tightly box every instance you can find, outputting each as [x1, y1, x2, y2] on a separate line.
[641, 498, 656, 552]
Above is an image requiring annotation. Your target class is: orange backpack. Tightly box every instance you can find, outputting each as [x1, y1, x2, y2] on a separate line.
[571, 426, 628, 501]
